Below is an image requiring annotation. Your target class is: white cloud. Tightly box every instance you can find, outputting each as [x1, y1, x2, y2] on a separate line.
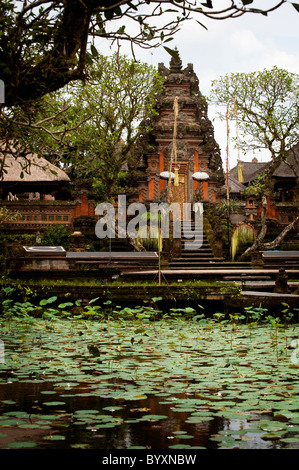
[229, 29, 264, 55]
[256, 48, 299, 74]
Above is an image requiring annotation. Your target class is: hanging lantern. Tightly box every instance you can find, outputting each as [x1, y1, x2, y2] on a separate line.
[160, 171, 175, 180]
[192, 171, 209, 181]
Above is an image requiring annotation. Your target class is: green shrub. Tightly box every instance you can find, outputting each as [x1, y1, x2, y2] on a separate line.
[41, 224, 70, 249]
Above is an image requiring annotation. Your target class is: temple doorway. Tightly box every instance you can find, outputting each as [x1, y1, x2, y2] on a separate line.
[169, 161, 190, 219]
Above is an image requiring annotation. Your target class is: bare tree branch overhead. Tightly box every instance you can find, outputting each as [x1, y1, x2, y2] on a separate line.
[0, 1, 296, 107]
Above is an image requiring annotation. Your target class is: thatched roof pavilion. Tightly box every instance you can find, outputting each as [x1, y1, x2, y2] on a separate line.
[1, 153, 70, 183]
[0, 151, 70, 201]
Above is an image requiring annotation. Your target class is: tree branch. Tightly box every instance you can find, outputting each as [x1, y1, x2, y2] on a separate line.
[2, 1, 293, 107]
[263, 217, 299, 250]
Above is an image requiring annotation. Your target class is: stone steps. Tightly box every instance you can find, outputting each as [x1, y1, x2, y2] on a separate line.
[170, 224, 215, 269]
[170, 224, 253, 270]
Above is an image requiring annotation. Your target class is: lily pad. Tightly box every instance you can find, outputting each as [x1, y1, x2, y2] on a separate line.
[0, 419, 23, 426]
[259, 421, 288, 432]
[3, 411, 30, 418]
[102, 406, 123, 412]
[42, 401, 66, 406]
[43, 434, 66, 440]
[186, 416, 214, 423]
[94, 423, 120, 429]
[280, 436, 299, 443]
[168, 444, 192, 449]
[140, 414, 168, 422]
[261, 432, 287, 440]
[6, 442, 37, 448]
[74, 409, 100, 414]
[36, 414, 64, 420]
[0, 315, 298, 449]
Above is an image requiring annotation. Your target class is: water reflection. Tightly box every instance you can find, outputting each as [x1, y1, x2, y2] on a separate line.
[0, 379, 281, 449]
[1, 318, 298, 450]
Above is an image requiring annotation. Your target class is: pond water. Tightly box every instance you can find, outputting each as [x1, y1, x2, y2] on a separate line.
[0, 317, 299, 450]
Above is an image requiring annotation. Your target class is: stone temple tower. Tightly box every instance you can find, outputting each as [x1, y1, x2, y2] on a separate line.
[135, 51, 224, 209]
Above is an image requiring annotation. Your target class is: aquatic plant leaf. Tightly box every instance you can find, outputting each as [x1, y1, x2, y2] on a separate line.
[140, 414, 169, 421]
[262, 432, 287, 440]
[43, 434, 66, 440]
[186, 416, 214, 422]
[280, 436, 299, 443]
[42, 401, 66, 406]
[102, 406, 123, 411]
[259, 421, 288, 432]
[0, 419, 22, 426]
[40, 296, 57, 306]
[6, 442, 37, 448]
[1, 316, 298, 449]
[168, 444, 192, 449]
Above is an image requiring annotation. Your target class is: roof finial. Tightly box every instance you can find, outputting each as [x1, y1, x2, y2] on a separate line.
[169, 48, 182, 72]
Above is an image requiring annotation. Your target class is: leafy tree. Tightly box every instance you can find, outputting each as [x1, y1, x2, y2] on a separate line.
[210, 67, 299, 176]
[1, 0, 297, 176]
[0, 206, 20, 227]
[3, 53, 163, 198]
[210, 67, 299, 259]
[52, 53, 163, 198]
[1, 1, 297, 108]
[1, 1, 298, 184]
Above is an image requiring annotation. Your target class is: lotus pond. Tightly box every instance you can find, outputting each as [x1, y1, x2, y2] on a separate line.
[0, 299, 299, 450]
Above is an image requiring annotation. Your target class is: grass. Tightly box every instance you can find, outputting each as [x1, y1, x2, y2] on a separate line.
[1, 277, 236, 288]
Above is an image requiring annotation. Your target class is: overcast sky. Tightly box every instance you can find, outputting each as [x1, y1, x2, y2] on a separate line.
[98, 1, 299, 170]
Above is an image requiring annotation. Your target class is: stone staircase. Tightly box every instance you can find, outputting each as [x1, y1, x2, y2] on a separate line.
[121, 221, 292, 284]
[120, 222, 298, 285]
[169, 221, 251, 270]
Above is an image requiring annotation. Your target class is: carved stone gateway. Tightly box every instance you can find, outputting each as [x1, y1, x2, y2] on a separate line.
[136, 51, 224, 209]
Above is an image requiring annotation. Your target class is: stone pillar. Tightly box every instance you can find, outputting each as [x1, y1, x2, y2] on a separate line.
[147, 155, 159, 201]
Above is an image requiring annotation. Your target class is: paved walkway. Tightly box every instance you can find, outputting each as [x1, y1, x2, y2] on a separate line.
[122, 268, 299, 279]
[121, 269, 299, 302]
[242, 290, 299, 299]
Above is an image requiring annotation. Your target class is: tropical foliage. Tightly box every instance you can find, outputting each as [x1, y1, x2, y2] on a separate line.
[0, 53, 163, 198]
[210, 67, 299, 179]
[210, 67, 299, 259]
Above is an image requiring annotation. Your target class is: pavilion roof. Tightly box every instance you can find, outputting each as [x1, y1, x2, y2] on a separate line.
[1, 151, 70, 183]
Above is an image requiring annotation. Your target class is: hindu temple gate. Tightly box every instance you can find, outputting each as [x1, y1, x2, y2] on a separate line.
[136, 51, 224, 213]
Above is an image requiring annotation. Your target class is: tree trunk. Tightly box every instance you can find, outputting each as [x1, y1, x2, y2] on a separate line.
[238, 195, 268, 261]
[262, 216, 299, 250]
[238, 195, 298, 261]
[3, 1, 92, 107]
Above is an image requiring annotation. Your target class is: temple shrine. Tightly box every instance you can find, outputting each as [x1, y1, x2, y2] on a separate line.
[135, 52, 224, 209]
